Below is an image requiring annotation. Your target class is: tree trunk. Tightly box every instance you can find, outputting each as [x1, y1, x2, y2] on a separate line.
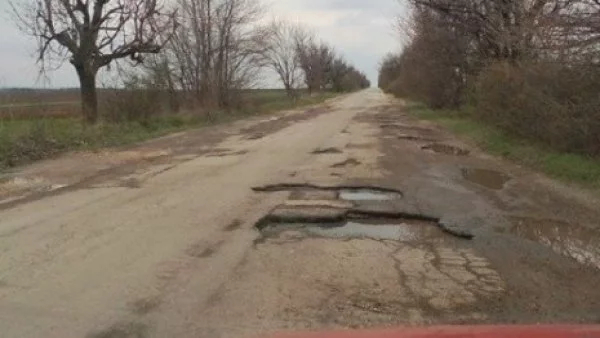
[75, 65, 99, 124]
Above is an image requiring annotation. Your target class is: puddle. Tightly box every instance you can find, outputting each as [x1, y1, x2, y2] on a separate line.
[261, 220, 439, 241]
[462, 168, 510, 190]
[511, 217, 600, 270]
[423, 143, 470, 156]
[339, 188, 402, 201]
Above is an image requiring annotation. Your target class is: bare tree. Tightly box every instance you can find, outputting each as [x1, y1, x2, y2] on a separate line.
[167, 0, 264, 109]
[258, 20, 306, 99]
[11, 0, 177, 123]
[296, 36, 335, 94]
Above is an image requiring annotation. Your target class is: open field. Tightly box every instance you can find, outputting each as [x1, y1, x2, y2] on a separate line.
[0, 88, 321, 120]
[0, 89, 338, 170]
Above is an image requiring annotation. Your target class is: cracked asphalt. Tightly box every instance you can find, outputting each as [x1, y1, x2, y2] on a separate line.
[0, 89, 599, 338]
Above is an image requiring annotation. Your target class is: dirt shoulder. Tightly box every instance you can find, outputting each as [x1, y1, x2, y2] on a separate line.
[0, 101, 335, 210]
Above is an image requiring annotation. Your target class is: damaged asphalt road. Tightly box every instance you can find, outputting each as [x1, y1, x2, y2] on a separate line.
[0, 89, 599, 338]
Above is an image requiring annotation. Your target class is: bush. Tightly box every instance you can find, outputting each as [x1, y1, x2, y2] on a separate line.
[100, 73, 176, 123]
[472, 61, 600, 156]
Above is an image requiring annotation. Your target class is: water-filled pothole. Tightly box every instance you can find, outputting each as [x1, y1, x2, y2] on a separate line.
[423, 143, 470, 156]
[462, 168, 511, 190]
[252, 184, 404, 200]
[339, 188, 401, 201]
[260, 219, 440, 241]
[511, 216, 600, 270]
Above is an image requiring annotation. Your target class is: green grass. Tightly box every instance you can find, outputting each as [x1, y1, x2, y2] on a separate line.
[0, 90, 338, 170]
[405, 102, 600, 190]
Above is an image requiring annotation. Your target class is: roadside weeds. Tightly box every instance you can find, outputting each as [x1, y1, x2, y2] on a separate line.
[404, 102, 600, 192]
[0, 92, 338, 171]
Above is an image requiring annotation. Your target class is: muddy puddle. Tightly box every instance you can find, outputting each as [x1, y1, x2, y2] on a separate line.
[339, 188, 402, 201]
[511, 217, 600, 270]
[462, 168, 511, 190]
[260, 219, 441, 242]
[423, 143, 470, 156]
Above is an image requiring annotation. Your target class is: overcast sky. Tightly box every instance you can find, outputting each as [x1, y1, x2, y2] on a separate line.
[0, 0, 406, 88]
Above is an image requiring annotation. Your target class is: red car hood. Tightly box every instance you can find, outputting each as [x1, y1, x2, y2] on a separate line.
[269, 325, 600, 338]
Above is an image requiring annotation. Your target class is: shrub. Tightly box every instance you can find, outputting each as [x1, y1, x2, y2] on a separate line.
[473, 61, 600, 156]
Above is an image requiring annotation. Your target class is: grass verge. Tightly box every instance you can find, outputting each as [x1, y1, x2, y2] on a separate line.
[0, 91, 339, 171]
[405, 102, 600, 190]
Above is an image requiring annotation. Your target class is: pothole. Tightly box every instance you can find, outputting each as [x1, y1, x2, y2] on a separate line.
[381, 124, 435, 134]
[397, 134, 427, 141]
[331, 159, 361, 168]
[510, 216, 600, 270]
[252, 184, 474, 240]
[259, 219, 441, 241]
[312, 147, 343, 155]
[462, 168, 511, 190]
[422, 143, 470, 156]
[206, 150, 248, 157]
[346, 144, 372, 149]
[246, 134, 264, 140]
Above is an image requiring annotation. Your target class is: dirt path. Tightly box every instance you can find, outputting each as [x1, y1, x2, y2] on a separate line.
[0, 90, 598, 338]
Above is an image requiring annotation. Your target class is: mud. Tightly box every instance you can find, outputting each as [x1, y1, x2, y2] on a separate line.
[462, 168, 511, 190]
[423, 143, 470, 156]
[510, 216, 600, 270]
